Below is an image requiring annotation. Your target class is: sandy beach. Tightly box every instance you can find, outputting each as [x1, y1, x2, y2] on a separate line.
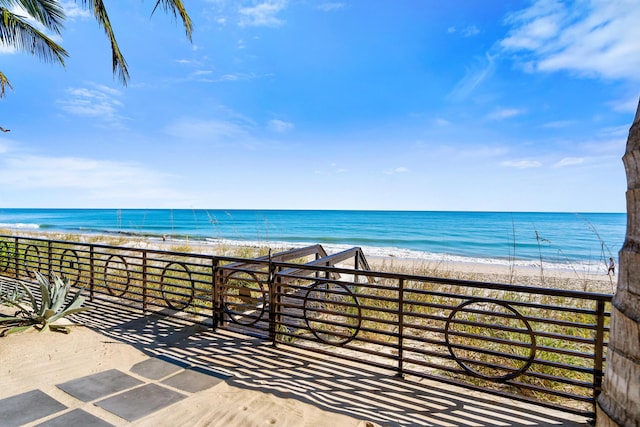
[0, 297, 590, 427]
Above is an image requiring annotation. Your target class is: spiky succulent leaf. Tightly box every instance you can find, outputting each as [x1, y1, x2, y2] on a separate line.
[17, 281, 38, 312]
[51, 274, 72, 312]
[48, 306, 91, 324]
[0, 316, 24, 323]
[35, 271, 51, 316]
[4, 324, 35, 335]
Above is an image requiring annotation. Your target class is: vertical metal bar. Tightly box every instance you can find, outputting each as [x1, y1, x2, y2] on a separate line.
[211, 257, 219, 330]
[268, 251, 277, 344]
[398, 278, 405, 377]
[47, 240, 52, 278]
[13, 236, 19, 279]
[593, 299, 606, 410]
[89, 245, 95, 301]
[142, 250, 148, 311]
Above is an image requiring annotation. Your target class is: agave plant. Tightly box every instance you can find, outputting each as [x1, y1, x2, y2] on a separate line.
[0, 272, 90, 335]
[0, 283, 26, 305]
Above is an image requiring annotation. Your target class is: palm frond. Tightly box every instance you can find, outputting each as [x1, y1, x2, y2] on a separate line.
[0, 7, 68, 64]
[152, 0, 193, 41]
[14, 0, 66, 33]
[0, 70, 14, 97]
[76, 0, 129, 84]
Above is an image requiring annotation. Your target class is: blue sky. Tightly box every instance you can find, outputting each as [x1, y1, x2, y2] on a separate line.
[0, 0, 638, 212]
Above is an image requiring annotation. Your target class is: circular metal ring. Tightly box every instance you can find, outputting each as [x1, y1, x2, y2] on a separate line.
[22, 244, 43, 278]
[57, 248, 80, 286]
[444, 298, 537, 382]
[160, 262, 194, 311]
[303, 281, 361, 346]
[222, 271, 267, 326]
[0, 241, 9, 272]
[104, 254, 131, 297]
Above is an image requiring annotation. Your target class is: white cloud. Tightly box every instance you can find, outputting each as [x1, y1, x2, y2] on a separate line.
[487, 107, 525, 120]
[317, 3, 345, 12]
[164, 118, 251, 142]
[462, 25, 480, 37]
[501, 0, 640, 82]
[268, 119, 294, 133]
[0, 155, 200, 207]
[554, 157, 584, 167]
[501, 159, 542, 169]
[449, 53, 496, 99]
[58, 85, 125, 125]
[239, 0, 287, 27]
[542, 120, 575, 128]
[61, 1, 92, 19]
[0, 141, 10, 154]
[0, 154, 193, 206]
[434, 118, 451, 126]
[384, 166, 409, 175]
[447, 26, 457, 34]
[609, 94, 640, 114]
[314, 162, 347, 175]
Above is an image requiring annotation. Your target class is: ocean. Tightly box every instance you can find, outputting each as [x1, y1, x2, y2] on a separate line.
[0, 209, 626, 270]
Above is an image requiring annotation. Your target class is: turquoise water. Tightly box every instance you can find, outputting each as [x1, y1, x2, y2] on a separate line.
[0, 209, 626, 269]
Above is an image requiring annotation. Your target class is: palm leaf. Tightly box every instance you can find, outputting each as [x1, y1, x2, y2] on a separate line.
[152, 0, 193, 41]
[15, 0, 66, 33]
[0, 70, 13, 97]
[0, 7, 68, 64]
[75, 0, 128, 84]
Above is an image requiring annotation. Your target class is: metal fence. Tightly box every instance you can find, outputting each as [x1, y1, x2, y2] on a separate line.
[0, 234, 611, 418]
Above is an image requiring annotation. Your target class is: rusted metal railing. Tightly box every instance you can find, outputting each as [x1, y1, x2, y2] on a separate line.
[0, 234, 611, 418]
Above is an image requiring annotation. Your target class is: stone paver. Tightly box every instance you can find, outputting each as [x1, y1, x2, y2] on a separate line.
[130, 357, 184, 380]
[56, 369, 143, 402]
[35, 408, 115, 427]
[161, 367, 227, 393]
[0, 390, 66, 427]
[95, 383, 187, 422]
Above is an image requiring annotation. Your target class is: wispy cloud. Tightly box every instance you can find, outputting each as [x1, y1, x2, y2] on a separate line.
[447, 25, 480, 37]
[433, 118, 451, 126]
[314, 162, 347, 175]
[608, 94, 640, 114]
[239, 0, 287, 27]
[164, 118, 251, 143]
[268, 119, 294, 133]
[0, 154, 192, 206]
[501, 159, 542, 169]
[57, 84, 126, 126]
[487, 107, 525, 120]
[554, 157, 584, 168]
[542, 120, 575, 128]
[61, 1, 92, 19]
[317, 3, 345, 12]
[462, 25, 480, 37]
[384, 166, 409, 175]
[501, 0, 640, 82]
[449, 53, 496, 100]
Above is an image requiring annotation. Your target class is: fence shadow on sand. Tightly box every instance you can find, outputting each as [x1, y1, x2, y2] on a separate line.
[70, 297, 591, 427]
